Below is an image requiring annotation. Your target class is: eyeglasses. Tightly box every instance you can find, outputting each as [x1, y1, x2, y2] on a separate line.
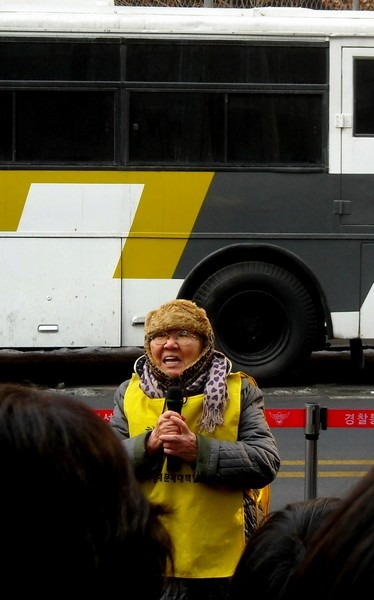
[149, 330, 200, 346]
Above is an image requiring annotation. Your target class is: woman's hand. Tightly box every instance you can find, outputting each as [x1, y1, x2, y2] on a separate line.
[159, 414, 198, 464]
[146, 410, 184, 454]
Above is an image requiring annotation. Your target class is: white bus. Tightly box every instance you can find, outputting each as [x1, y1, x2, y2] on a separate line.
[1, 0, 374, 382]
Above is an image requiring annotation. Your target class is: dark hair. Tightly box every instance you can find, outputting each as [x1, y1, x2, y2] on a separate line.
[0, 382, 173, 597]
[290, 467, 374, 599]
[229, 496, 342, 600]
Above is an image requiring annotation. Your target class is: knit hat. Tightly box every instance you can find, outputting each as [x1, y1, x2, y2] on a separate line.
[144, 299, 214, 355]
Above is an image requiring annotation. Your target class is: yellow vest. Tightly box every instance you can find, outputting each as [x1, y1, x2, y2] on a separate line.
[123, 372, 244, 578]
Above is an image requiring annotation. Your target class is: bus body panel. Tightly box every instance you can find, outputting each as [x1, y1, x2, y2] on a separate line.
[0, 170, 372, 347]
[0, 237, 122, 347]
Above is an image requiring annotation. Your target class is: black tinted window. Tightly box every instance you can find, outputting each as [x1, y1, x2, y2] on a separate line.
[0, 42, 120, 81]
[0, 92, 13, 160]
[129, 90, 323, 166]
[16, 90, 115, 162]
[227, 93, 323, 165]
[129, 91, 224, 164]
[355, 58, 374, 135]
[126, 43, 327, 84]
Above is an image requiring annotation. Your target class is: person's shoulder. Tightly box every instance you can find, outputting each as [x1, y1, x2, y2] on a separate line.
[116, 378, 132, 395]
[232, 371, 264, 407]
[236, 371, 259, 388]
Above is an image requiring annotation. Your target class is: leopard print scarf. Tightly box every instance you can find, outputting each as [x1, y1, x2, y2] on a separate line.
[135, 349, 232, 433]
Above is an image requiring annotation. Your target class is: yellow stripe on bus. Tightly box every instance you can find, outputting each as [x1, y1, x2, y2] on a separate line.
[0, 170, 147, 230]
[0, 170, 213, 280]
[113, 171, 214, 279]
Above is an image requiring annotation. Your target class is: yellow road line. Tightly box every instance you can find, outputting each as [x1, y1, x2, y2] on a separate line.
[277, 471, 369, 478]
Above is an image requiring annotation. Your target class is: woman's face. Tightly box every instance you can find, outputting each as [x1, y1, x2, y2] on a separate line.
[149, 329, 203, 378]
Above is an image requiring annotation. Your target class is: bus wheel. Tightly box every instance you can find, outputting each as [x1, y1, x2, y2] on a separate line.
[192, 261, 318, 382]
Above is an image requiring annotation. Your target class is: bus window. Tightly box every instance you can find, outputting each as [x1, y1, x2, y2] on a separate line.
[129, 90, 324, 166]
[354, 58, 374, 136]
[227, 93, 324, 165]
[126, 42, 327, 85]
[0, 41, 120, 81]
[0, 92, 12, 161]
[129, 91, 224, 164]
[15, 90, 116, 163]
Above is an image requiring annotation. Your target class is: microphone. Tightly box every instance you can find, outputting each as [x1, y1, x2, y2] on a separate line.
[165, 386, 184, 472]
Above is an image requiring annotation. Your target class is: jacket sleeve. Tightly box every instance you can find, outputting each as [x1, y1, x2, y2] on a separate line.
[110, 380, 165, 480]
[194, 378, 281, 489]
[110, 380, 130, 440]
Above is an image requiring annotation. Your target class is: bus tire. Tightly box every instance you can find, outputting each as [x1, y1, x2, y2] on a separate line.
[192, 261, 318, 382]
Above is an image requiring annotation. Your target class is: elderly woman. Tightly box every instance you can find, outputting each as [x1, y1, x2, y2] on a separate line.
[110, 299, 280, 600]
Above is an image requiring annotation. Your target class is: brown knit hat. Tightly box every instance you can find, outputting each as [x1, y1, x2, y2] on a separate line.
[144, 299, 214, 355]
